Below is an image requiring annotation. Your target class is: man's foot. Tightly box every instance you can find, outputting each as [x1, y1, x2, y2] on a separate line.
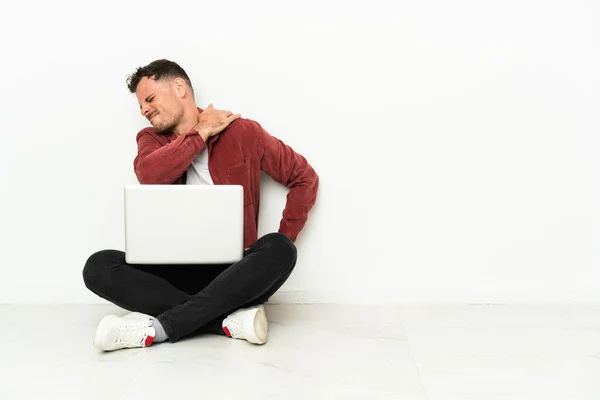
[93, 313, 155, 351]
[222, 304, 268, 345]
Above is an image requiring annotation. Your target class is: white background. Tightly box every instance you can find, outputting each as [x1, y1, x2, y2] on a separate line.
[1, 0, 598, 304]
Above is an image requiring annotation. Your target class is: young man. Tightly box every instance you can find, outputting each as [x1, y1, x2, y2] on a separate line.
[83, 59, 318, 351]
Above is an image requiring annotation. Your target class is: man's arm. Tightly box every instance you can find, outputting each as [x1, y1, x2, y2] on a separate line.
[134, 129, 206, 184]
[254, 121, 319, 243]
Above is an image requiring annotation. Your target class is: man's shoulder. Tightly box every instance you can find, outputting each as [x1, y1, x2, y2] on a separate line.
[226, 117, 260, 133]
[221, 117, 262, 142]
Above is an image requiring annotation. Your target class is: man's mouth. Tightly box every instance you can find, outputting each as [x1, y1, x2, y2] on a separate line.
[149, 113, 158, 121]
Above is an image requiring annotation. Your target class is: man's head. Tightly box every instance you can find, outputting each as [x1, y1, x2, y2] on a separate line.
[126, 59, 195, 133]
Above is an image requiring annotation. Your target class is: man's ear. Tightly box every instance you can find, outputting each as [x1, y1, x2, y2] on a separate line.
[173, 77, 188, 98]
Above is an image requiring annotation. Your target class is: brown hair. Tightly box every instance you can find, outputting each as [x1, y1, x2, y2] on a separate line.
[126, 59, 194, 94]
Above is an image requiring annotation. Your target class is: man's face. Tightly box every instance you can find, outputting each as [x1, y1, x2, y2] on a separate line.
[136, 76, 184, 133]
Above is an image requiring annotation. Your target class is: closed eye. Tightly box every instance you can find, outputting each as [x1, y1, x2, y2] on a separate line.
[139, 93, 156, 109]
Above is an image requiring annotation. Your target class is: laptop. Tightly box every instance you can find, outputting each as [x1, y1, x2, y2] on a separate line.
[124, 185, 244, 264]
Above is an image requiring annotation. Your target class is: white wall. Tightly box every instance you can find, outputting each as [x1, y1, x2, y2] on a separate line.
[1, 0, 599, 304]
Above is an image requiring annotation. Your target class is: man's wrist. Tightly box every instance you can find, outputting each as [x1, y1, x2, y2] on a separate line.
[196, 129, 210, 143]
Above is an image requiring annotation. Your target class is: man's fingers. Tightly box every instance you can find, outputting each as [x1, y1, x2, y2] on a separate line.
[226, 114, 241, 123]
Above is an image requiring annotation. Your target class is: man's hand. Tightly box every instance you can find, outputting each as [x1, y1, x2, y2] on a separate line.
[194, 104, 241, 142]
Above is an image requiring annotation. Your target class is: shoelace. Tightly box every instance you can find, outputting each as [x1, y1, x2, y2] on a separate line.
[116, 321, 152, 345]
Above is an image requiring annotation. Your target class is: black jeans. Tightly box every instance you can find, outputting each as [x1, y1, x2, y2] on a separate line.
[82, 232, 297, 342]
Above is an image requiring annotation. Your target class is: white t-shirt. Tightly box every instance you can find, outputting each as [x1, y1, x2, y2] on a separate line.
[186, 148, 214, 185]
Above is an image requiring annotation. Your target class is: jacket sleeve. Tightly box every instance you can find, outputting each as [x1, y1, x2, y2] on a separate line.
[133, 129, 206, 184]
[253, 121, 319, 243]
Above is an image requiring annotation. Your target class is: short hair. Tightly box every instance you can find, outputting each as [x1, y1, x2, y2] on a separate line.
[126, 59, 194, 94]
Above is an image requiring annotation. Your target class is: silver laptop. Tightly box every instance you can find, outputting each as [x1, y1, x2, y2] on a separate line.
[124, 185, 244, 264]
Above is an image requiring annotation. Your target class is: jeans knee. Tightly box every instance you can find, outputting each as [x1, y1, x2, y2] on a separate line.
[82, 251, 101, 290]
[263, 233, 297, 267]
[82, 249, 120, 291]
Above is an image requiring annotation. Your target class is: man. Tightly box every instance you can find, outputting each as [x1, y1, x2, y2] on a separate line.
[82, 59, 319, 351]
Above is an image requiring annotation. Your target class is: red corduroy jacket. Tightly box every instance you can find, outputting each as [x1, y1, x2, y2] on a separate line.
[133, 109, 319, 248]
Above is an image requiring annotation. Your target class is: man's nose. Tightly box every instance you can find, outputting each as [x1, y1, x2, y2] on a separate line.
[141, 105, 151, 117]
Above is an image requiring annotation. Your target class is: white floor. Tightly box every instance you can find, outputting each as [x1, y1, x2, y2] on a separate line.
[0, 304, 599, 400]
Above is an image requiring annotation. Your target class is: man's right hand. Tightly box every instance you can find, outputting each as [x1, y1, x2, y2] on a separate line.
[194, 104, 241, 142]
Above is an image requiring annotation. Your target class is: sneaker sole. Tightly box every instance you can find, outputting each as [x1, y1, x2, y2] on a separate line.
[93, 314, 118, 351]
[244, 305, 268, 345]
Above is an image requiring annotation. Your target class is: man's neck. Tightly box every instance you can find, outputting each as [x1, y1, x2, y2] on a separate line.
[172, 105, 199, 136]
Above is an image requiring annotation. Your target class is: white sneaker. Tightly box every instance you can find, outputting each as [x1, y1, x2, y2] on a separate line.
[93, 313, 156, 351]
[222, 304, 268, 345]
